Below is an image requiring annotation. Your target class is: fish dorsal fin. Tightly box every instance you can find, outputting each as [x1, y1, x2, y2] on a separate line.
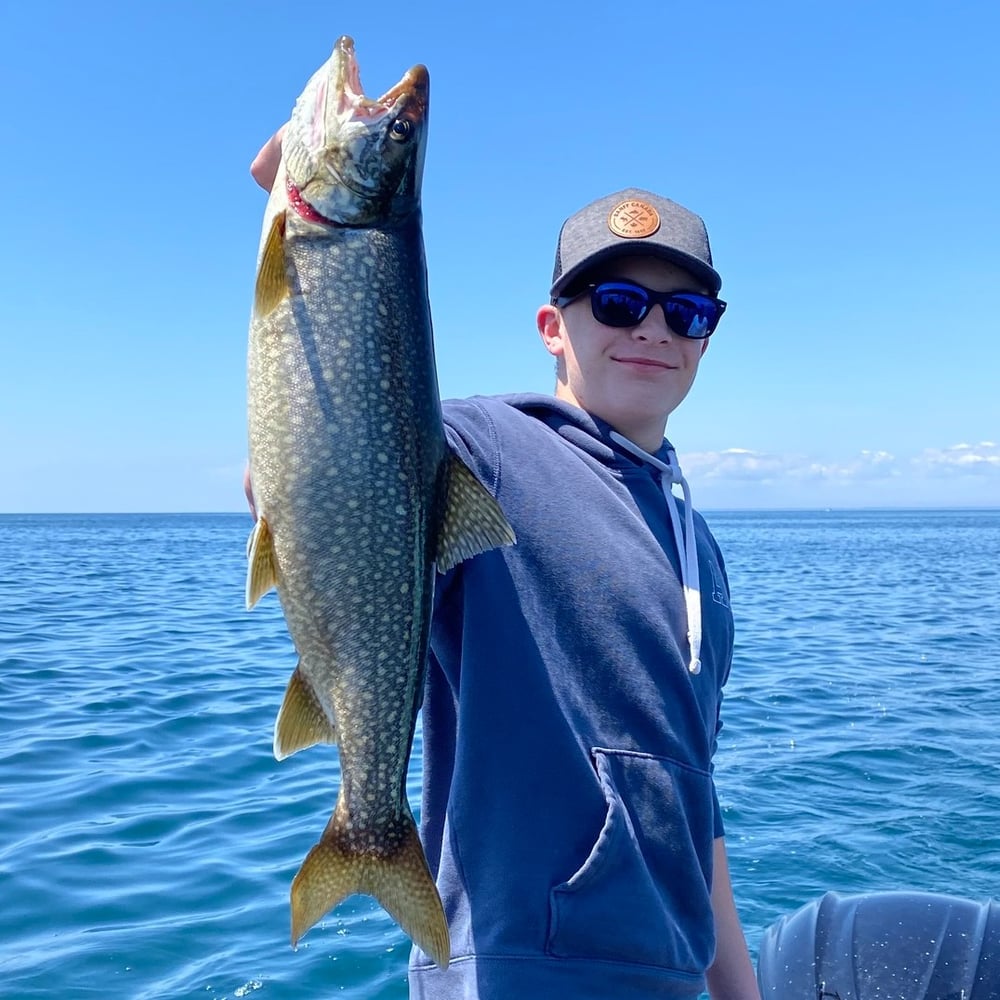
[273, 665, 337, 761]
[246, 515, 279, 609]
[436, 454, 516, 574]
[254, 210, 288, 316]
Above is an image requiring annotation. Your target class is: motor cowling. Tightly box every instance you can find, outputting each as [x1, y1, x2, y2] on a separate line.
[757, 891, 1000, 999]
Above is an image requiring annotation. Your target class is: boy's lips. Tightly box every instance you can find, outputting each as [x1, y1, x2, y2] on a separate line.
[613, 355, 678, 370]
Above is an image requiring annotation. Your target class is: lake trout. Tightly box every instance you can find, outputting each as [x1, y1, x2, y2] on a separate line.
[245, 37, 514, 970]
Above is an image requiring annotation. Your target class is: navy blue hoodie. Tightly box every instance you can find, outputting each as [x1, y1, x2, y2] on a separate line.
[409, 394, 735, 999]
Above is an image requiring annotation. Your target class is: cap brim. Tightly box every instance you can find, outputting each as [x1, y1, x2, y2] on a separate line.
[551, 243, 722, 298]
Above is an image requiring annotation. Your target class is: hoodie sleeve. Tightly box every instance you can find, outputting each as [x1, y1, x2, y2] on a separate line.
[441, 397, 505, 499]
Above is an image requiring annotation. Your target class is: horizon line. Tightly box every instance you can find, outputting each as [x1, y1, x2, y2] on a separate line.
[2, 505, 999, 517]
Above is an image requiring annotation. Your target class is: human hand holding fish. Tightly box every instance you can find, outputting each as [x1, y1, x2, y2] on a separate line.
[250, 124, 285, 193]
[244, 36, 515, 970]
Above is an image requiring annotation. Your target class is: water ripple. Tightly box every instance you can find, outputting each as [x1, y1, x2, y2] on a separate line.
[2, 510, 999, 997]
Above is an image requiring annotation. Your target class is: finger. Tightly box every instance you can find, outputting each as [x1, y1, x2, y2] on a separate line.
[250, 124, 286, 193]
[244, 462, 258, 522]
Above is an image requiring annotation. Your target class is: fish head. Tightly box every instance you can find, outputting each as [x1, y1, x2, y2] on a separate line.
[282, 36, 429, 226]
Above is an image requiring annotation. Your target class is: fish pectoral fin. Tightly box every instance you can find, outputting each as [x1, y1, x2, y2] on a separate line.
[290, 809, 450, 970]
[254, 210, 288, 316]
[273, 664, 337, 760]
[435, 454, 516, 574]
[245, 515, 279, 609]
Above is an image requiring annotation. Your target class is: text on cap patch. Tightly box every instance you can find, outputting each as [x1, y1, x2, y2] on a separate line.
[607, 199, 661, 239]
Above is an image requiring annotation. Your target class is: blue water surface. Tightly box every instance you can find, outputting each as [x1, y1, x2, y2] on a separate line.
[1, 509, 998, 998]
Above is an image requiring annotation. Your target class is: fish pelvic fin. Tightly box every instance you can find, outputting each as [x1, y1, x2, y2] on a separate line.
[245, 515, 279, 609]
[290, 809, 450, 969]
[254, 210, 288, 316]
[273, 664, 337, 760]
[435, 454, 516, 574]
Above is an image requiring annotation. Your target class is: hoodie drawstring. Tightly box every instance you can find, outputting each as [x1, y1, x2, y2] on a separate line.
[609, 432, 702, 675]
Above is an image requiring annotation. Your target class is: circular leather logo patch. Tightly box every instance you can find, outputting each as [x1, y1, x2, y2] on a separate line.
[607, 200, 661, 239]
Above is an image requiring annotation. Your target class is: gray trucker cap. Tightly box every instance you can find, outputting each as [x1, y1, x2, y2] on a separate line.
[550, 188, 722, 298]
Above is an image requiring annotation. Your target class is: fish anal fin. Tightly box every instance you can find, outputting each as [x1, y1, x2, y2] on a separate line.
[246, 515, 279, 609]
[254, 211, 288, 316]
[435, 454, 516, 574]
[290, 808, 450, 969]
[273, 664, 337, 760]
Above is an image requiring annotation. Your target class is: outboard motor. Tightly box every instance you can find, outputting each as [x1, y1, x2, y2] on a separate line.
[757, 891, 1000, 999]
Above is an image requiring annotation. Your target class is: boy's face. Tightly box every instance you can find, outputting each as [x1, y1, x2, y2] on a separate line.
[538, 256, 712, 448]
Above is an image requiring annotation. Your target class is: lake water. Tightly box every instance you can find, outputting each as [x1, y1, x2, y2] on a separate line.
[2, 509, 998, 998]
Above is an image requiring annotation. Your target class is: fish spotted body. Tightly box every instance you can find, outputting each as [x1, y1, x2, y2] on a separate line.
[245, 37, 514, 970]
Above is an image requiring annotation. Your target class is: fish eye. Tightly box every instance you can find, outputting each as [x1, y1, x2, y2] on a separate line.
[389, 118, 412, 142]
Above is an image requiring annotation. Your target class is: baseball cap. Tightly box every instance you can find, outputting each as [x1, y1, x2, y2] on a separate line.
[549, 188, 722, 299]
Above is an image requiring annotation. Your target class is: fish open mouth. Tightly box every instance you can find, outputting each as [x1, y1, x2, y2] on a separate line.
[332, 35, 428, 123]
[331, 36, 366, 117]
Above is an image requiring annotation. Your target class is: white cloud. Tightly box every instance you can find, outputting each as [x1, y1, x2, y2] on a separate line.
[675, 442, 999, 508]
[913, 441, 1000, 475]
[681, 448, 789, 482]
[681, 447, 902, 484]
[792, 450, 900, 483]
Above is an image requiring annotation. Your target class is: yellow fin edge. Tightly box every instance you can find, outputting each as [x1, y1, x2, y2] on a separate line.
[254, 211, 288, 316]
[245, 515, 278, 609]
[436, 454, 516, 573]
[273, 665, 337, 760]
[290, 811, 450, 969]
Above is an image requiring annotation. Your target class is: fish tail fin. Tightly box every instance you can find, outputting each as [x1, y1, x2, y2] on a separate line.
[290, 810, 450, 969]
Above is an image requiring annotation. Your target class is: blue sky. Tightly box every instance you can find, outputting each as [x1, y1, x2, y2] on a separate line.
[1, 0, 997, 512]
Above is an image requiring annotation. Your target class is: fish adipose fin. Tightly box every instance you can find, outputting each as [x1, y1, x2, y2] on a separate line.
[435, 454, 516, 573]
[273, 664, 337, 760]
[254, 211, 288, 316]
[290, 809, 450, 969]
[245, 516, 279, 609]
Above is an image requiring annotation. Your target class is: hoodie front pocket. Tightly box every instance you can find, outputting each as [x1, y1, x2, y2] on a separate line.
[547, 747, 716, 975]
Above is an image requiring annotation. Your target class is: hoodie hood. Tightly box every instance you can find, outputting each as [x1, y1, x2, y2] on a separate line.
[496, 392, 678, 472]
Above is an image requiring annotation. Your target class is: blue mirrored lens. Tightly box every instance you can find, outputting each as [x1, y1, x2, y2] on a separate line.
[592, 286, 648, 326]
[664, 295, 715, 338]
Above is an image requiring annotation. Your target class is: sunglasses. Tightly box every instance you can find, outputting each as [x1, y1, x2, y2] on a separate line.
[554, 280, 727, 339]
